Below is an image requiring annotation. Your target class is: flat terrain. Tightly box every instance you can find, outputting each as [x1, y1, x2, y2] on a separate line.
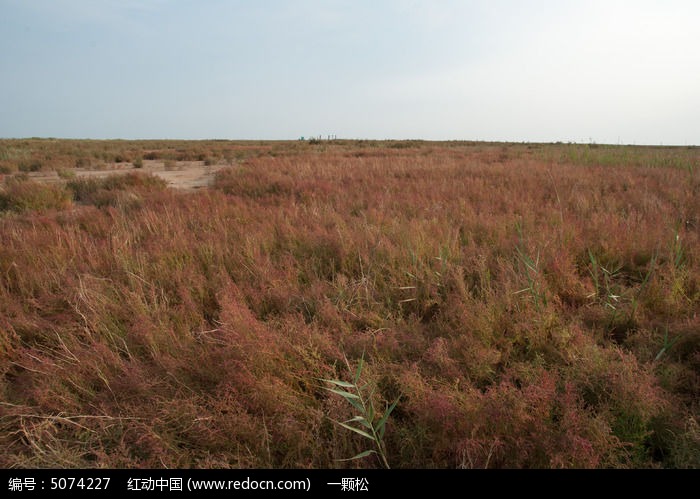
[24, 160, 227, 190]
[0, 139, 698, 468]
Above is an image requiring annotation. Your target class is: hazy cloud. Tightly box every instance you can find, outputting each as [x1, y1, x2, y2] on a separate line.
[1, 0, 698, 143]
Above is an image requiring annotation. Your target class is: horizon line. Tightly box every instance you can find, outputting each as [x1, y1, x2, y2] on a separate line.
[0, 137, 697, 148]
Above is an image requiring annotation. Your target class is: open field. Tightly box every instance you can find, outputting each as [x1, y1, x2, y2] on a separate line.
[1, 139, 699, 468]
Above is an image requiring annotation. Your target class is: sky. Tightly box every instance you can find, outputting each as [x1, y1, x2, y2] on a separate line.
[1, 0, 699, 144]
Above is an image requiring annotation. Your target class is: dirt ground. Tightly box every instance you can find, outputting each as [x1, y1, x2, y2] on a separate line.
[26, 160, 229, 190]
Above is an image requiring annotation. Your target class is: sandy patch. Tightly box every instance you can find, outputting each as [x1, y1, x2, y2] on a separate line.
[26, 160, 229, 190]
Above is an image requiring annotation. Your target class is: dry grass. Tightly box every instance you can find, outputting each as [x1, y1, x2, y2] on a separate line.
[0, 139, 698, 468]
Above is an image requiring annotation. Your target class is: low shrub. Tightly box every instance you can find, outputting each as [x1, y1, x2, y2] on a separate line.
[67, 172, 167, 207]
[0, 177, 72, 213]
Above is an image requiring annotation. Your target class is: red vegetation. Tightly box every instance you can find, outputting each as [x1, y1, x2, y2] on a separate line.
[0, 140, 698, 468]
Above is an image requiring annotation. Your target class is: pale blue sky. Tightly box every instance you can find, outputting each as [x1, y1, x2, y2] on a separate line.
[1, 0, 699, 144]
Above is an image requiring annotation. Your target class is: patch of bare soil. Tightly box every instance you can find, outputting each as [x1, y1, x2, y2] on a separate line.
[27, 160, 229, 190]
